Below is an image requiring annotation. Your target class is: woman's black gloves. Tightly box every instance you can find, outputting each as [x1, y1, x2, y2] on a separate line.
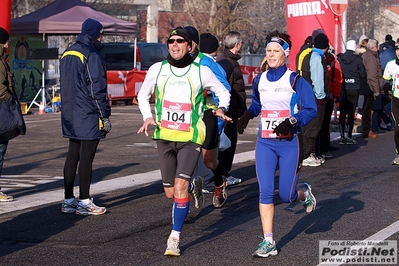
[237, 110, 254, 134]
[273, 118, 293, 136]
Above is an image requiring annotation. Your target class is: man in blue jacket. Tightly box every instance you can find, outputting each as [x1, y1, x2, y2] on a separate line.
[59, 18, 111, 216]
[184, 27, 232, 208]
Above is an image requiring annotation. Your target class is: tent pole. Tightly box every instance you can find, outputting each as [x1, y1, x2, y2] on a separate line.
[41, 33, 46, 110]
[134, 37, 137, 69]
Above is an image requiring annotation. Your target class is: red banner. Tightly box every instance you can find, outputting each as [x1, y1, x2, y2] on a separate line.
[240, 65, 262, 85]
[285, 0, 341, 70]
[107, 66, 261, 101]
[106, 69, 147, 101]
[0, 0, 11, 31]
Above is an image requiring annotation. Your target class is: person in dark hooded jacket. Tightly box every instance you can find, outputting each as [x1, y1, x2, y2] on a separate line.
[0, 27, 20, 202]
[215, 31, 246, 185]
[59, 18, 111, 216]
[337, 40, 366, 144]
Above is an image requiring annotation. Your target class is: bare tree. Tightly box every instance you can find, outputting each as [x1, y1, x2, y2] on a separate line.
[12, 0, 53, 17]
[346, 0, 398, 40]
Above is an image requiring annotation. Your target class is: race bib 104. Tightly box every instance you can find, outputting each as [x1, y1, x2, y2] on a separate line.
[160, 100, 192, 131]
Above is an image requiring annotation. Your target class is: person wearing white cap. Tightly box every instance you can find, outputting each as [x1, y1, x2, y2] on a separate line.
[337, 40, 367, 144]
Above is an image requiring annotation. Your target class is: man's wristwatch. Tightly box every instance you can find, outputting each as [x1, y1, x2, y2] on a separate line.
[218, 107, 227, 113]
[289, 116, 297, 126]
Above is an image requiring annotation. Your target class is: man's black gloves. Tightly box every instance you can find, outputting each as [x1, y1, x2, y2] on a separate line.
[237, 110, 254, 134]
[102, 118, 112, 133]
[273, 118, 293, 136]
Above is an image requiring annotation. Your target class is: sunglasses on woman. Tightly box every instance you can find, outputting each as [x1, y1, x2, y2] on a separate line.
[167, 38, 187, 44]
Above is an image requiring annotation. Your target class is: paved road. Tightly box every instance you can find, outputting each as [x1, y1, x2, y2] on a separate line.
[0, 105, 398, 266]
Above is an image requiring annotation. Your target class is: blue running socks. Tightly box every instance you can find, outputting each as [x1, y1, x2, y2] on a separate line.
[172, 197, 190, 232]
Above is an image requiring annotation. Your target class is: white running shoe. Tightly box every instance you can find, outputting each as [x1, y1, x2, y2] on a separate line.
[61, 198, 78, 213]
[75, 198, 106, 216]
[302, 153, 322, 167]
[164, 237, 180, 256]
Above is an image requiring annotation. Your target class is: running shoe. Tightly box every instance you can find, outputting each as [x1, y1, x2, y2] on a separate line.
[213, 183, 227, 208]
[339, 137, 346, 145]
[302, 154, 322, 167]
[225, 175, 242, 186]
[61, 198, 78, 213]
[252, 238, 278, 258]
[0, 191, 13, 202]
[345, 138, 357, 145]
[316, 155, 325, 164]
[299, 181, 316, 213]
[76, 198, 107, 216]
[392, 155, 399, 165]
[164, 237, 180, 256]
[191, 176, 205, 209]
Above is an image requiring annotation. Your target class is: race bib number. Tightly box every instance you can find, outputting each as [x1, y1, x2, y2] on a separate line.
[261, 109, 291, 138]
[160, 100, 192, 131]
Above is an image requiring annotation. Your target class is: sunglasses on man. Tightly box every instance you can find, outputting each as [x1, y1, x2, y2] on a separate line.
[167, 38, 187, 44]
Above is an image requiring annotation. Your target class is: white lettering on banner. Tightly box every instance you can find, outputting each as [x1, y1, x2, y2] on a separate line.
[135, 82, 143, 95]
[287, 1, 328, 18]
[107, 83, 124, 97]
[117, 71, 128, 90]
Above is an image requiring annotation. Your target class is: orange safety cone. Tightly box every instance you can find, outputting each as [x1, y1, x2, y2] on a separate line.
[38, 102, 45, 114]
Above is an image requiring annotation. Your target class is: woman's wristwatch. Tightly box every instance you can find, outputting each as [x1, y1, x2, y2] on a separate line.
[289, 116, 297, 126]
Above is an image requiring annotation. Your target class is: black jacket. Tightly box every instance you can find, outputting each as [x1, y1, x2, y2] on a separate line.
[216, 49, 246, 118]
[338, 50, 366, 90]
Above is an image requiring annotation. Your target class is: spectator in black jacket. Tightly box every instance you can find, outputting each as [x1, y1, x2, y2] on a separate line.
[337, 40, 366, 144]
[216, 31, 246, 186]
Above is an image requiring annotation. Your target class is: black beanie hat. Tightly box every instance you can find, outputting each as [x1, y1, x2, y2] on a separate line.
[168, 27, 192, 46]
[0, 27, 10, 45]
[199, 33, 219, 53]
[81, 18, 104, 39]
[184, 26, 199, 45]
[313, 33, 329, 49]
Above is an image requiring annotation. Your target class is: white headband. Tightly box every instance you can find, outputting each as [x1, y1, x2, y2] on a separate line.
[266, 37, 290, 57]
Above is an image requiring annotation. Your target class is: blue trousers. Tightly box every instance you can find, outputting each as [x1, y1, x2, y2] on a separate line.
[255, 135, 302, 204]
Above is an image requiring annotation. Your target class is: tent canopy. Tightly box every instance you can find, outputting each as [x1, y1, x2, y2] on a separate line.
[11, 0, 136, 36]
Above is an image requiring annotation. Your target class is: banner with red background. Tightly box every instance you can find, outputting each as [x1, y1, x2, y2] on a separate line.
[106, 69, 147, 102]
[0, 0, 11, 31]
[285, 0, 342, 70]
